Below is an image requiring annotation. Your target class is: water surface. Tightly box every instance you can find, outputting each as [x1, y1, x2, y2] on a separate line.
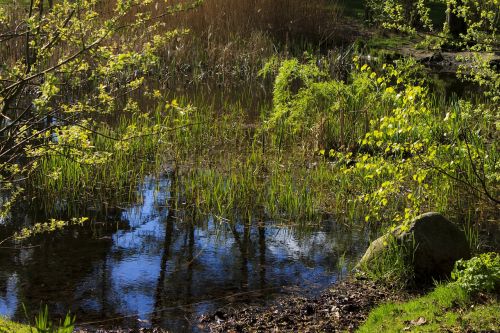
[0, 176, 368, 332]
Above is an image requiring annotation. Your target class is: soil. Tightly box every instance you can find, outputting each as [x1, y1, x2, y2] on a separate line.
[75, 276, 410, 333]
[198, 276, 410, 333]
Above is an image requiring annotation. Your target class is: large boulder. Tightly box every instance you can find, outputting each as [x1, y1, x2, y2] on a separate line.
[359, 212, 471, 281]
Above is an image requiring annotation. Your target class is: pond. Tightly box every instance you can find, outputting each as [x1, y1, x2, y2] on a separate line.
[0, 175, 369, 332]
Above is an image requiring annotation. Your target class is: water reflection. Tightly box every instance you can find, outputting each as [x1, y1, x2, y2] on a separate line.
[0, 176, 367, 332]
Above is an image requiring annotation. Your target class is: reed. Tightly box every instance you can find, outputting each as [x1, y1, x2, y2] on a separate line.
[4, 0, 495, 234]
[1, 0, 342, 89]
[29, 108, 170, 215]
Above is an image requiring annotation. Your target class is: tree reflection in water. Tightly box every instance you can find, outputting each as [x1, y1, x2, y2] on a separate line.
[0, 176, 368, 332]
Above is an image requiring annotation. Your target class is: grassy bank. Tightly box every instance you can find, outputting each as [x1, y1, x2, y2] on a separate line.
[359, 253, 500, 332]
[358, 284, 499, 332]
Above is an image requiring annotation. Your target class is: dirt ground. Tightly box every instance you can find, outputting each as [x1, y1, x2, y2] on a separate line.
[198, 276, 410, 333]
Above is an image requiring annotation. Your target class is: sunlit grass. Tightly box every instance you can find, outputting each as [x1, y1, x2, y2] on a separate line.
[358, 283, 500, 332]
[0, 317, 31, 333]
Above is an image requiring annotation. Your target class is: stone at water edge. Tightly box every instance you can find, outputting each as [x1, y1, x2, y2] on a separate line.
[358, 212, 471, 281]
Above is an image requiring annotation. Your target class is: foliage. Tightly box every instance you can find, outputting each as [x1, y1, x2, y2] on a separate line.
[456, 52, 500, 102]
[0, 0, 201, 220]
[452, 252, 500, 293]
[0, 216, 88, 247]
[265, 56, 498, 227]
[444, 0, 499, 50]
[14, 217, 88, 241]
[26, 103, 188, 214]
[358, 282, 499, 332]
[365, 0, 435, 33]
[365, 0, 499, 50]
[364, 0, 499, 109]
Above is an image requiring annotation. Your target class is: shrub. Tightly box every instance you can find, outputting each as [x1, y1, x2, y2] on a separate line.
[451, 252, 500, 294]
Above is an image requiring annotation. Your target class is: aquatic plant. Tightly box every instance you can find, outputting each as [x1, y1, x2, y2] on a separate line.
[23, 305, 74, 333]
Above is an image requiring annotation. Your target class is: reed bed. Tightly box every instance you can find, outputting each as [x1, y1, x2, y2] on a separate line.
[23, 72, 498, 249]
[152, 83, 498, 232]
[1, 0, 342, 88]
[29, 110, 169, 215]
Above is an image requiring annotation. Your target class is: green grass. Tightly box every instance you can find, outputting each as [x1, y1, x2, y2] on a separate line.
[29, 109, 169, 215]
[365, 34, 416, 51]
[358, 283, 500, 332]
[0, 317, 31, 333]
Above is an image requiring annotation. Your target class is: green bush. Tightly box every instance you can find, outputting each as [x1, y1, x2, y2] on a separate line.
[452, 252, 500, 294]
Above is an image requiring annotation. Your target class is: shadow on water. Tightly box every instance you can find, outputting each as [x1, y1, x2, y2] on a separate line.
[0, 175, 369, 332]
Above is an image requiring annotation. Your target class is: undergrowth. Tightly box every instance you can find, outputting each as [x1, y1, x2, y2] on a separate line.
[358, 254, 500, 332]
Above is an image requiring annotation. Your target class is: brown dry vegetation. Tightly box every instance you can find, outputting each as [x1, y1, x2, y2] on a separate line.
[1, 0, 343, 87]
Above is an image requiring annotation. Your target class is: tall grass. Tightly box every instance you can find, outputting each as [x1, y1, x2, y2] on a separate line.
[1, 0, 343, 89]
[29, 110, 169, 215]
[163, 0, 343, 87]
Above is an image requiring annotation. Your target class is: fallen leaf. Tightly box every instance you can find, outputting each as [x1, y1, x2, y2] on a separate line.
[410, 316, 427, 326]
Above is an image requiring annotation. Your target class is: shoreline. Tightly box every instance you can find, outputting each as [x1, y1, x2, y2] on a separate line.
[198, 276, 411, 333]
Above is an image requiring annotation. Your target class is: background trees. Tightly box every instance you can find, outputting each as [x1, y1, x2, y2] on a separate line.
[365, 0, 499, 50]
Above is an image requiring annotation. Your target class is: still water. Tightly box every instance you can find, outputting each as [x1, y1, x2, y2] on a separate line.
[0, 176, 368, 332]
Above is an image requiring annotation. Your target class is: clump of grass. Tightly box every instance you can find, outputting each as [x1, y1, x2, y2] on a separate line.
[29, 305, 75, 333]
[183, 163, 321, 222]
[356, 235, 416, 288]
[0, 306, 75, 333]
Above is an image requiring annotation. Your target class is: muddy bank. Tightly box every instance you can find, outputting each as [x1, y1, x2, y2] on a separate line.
[73, 276, 409, 333]
[199, 276, 409, 333]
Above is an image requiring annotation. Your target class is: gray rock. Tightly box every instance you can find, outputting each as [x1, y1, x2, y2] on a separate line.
[358, 212, 471, 281]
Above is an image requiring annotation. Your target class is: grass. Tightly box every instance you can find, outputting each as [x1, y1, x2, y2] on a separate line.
[363, 34, 416, 51]
[0, 317, 31, 333]
[358, 283, 500, 332]
[28, 106, 172, 215]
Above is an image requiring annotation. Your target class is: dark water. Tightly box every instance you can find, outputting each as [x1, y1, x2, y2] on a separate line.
[0, 176, 368, 332]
